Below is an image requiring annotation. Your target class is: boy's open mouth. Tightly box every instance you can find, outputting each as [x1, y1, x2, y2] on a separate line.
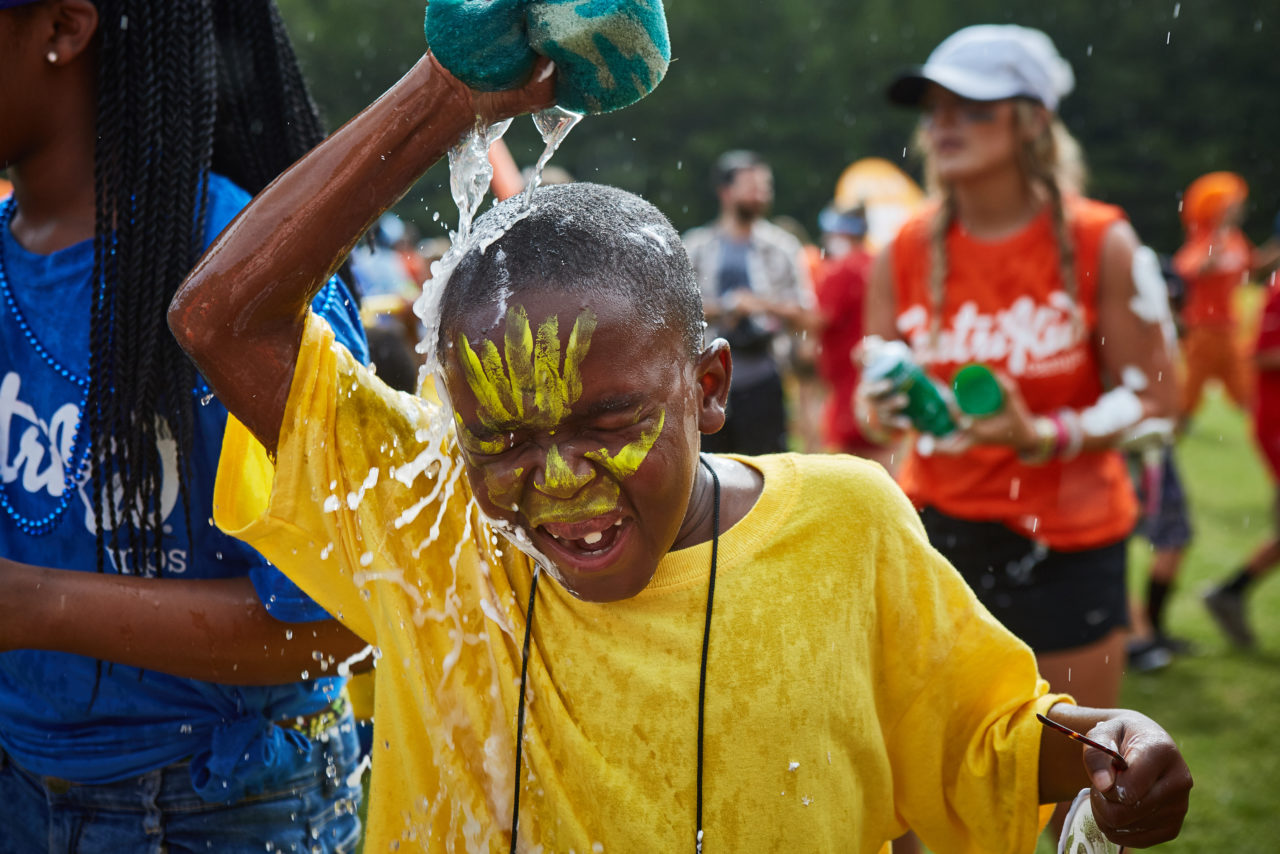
[536, 512, 627, 566]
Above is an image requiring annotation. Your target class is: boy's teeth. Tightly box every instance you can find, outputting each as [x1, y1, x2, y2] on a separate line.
[583, 532, 603, 545]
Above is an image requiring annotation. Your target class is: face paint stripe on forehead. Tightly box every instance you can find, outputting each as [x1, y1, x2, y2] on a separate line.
[505, 306, 536, 418]
[533, 314, 566, 422]
[459, 335, 516, 425]
[564, 312, 597, 405]
[459, 306, 600, 431]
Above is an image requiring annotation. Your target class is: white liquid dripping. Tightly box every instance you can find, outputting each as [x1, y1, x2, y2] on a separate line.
[521, 107, 584, 208]
[376, 111, 582, 848]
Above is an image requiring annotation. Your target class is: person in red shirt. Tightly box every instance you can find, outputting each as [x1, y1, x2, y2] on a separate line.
[1173, 172, 1270, 419]
[813, 204, 895, 468]
[1204, 259, 1280, 647]
[860, 24, 1178, 835]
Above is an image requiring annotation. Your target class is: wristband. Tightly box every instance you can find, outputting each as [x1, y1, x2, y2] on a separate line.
[1057, 408, 1084, 460]
[1020, 416, 1058, 465]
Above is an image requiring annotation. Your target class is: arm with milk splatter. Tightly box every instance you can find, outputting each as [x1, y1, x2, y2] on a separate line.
[1078, 221, 1179, 445]
[170, 55, 554, 456]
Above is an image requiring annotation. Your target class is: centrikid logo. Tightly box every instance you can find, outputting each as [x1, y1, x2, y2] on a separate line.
[0, 373, 78, 500]
[896, 291, 1086, 378]
[0, 371, 187, 574]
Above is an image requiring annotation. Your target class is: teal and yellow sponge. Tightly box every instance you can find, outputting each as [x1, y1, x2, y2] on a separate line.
[425, 0, 670, 115]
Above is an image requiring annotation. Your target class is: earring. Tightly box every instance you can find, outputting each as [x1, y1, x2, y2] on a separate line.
[46, 51, 58, 64]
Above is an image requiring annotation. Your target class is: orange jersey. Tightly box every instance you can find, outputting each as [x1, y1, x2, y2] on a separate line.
[890, 197, 1136, 550]
[1172, 227, 1253, 328]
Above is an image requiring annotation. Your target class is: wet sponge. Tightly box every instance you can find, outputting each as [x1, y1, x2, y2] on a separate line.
[425, 0, 670, 114]
[426, 0, 537, 92]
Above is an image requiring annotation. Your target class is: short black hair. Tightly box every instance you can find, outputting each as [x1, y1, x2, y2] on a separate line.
[438, 182, 704, 361]
[711, 149, 767, 189]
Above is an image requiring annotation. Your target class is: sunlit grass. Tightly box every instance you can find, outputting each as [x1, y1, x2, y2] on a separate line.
[1106, 390, 1280, 853]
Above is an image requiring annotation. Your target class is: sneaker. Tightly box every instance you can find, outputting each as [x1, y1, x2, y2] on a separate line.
[1155, 633, 1196, 657]
[1203, 586, 1256, 649]
[1126, 638, 1174, 673]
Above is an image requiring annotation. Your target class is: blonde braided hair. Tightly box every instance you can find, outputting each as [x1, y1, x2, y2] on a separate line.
[917, 102, 1089, 352]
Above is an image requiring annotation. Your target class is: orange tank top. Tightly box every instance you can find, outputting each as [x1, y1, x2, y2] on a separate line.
[890, 197, 1136, 550]
[1172, 228, 1253, 328]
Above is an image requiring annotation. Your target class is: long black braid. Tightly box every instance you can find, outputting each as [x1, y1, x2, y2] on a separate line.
[82, 0, 339, 699]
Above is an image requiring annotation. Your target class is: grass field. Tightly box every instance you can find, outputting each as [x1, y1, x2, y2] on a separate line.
[928, 386, 1280, 854]
[1095, 390, 1280, 852]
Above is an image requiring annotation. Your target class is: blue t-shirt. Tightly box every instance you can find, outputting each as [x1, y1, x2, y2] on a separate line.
[0, 174, 370, 798]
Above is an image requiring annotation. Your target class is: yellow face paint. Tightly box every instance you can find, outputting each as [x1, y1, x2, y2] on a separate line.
[483, 465, 525, 510]
[535, 443, 595, 496]
[525, 483, 621, 529]
[453, 412, 508, 456]
[584, 410, 665, 480]
[457, 306, 596, 432]
[454, 305, 667, 523]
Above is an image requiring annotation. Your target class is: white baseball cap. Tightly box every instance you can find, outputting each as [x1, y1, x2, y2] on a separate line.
[887, 25, 1075, 111]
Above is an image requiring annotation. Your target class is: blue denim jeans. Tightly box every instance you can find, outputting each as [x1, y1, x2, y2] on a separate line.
[0, 711, 363, 854]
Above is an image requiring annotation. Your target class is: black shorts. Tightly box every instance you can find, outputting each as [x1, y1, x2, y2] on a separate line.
[921, 507, 1129, 654]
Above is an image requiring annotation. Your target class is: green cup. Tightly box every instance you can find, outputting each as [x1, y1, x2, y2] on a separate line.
[952, 364, 1004, 417]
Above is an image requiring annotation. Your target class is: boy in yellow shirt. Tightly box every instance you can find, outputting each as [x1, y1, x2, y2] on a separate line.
[169, 53, 1191, 853]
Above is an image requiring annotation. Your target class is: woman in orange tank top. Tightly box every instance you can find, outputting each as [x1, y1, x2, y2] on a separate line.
[860, 23, 1177, 784]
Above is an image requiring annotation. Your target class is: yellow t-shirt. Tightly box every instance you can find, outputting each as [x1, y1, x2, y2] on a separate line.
[215, 314, 1067, 854]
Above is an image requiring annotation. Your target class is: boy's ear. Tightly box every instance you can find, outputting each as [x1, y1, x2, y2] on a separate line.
[694, 339, 732, 435]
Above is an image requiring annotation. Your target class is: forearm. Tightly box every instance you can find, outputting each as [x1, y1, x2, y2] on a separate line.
[170, 54, 475, 447]
[3, 562, 369, 685]
[189, 53, 471, 324]
[1037, 703, 1110, 803]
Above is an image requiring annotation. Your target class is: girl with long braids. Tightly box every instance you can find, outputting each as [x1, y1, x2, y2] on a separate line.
[860, 24, 1177, 829]
[0, 1, 370, 849]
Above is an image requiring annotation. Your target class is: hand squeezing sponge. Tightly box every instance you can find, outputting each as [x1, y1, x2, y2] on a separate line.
[425, 0, 670, 114]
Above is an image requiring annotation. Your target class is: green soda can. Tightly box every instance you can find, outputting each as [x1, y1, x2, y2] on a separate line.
[952, 363, 1005, 417]
[862, 340, 956, 436]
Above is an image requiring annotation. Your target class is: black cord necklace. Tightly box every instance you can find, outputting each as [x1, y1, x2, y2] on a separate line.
[509, 455, 722, 854]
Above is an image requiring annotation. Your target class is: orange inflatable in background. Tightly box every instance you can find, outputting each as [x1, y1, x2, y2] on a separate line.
[0, 178, 11, 199]
[834, 157, 925, 251]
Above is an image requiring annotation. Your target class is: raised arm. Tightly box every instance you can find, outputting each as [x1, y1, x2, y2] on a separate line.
[168, 54, 555, 453]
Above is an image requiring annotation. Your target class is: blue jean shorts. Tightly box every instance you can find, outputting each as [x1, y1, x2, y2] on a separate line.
[0, 710, 363, 854]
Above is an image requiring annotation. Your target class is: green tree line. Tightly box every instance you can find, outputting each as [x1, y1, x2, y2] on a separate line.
[277, 0, 1277, 253]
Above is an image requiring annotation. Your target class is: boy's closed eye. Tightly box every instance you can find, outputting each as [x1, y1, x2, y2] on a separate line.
[574, 396, 649, 431]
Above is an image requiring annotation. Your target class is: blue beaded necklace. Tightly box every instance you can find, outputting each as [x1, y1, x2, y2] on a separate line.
[0, 196, 95, 535]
